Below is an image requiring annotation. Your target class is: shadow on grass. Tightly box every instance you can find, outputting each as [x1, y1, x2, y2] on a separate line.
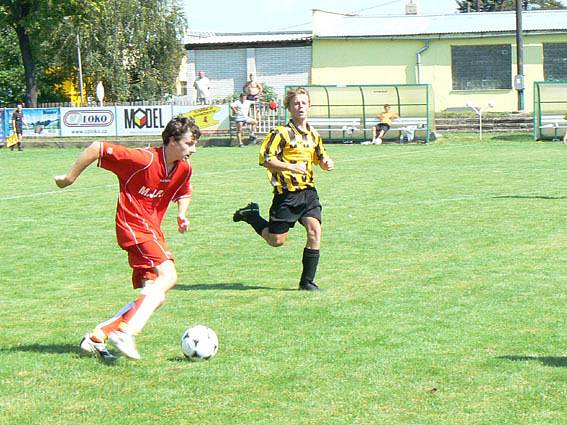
[492, 195, 567, 200]
[491, 134, 532, 142]
[1, 343, 119, 365]
[497, 355, 567, 367]
[174, 282, 295, 291]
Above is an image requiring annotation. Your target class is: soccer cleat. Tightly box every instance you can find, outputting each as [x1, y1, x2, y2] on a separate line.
[299, 281, 320, 291]
[233, 202, 260, 223]
[108, 331, 140, 360]
[80, 334, 116, 361]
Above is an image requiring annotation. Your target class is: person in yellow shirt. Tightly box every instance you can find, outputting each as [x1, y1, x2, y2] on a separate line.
[372, 104, 399, 144]
[233, 87, 335, 291]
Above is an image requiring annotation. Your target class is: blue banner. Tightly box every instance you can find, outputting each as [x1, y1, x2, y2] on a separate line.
[4, 107, 61, 138]
[0, 109, 4, 145]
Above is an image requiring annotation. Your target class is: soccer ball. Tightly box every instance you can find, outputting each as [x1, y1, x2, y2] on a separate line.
[181, 325, 218, 361]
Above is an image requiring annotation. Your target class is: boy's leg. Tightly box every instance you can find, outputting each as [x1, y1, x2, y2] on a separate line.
[233, 202, 268, 235]
[237, 122, 244, 146]
[89, 240, 176, 359]
[298, 216, 322, 291]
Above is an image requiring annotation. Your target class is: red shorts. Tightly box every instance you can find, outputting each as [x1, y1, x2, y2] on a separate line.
[127, 239, 174, 289]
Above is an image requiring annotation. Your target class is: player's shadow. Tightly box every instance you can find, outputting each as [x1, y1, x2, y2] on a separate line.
[1, 343, 119, 365]
[493, 195, 567, 200]
[1, 343, 79, 355]
[497, 355, 567, 368]
[174, 282, 295, 291]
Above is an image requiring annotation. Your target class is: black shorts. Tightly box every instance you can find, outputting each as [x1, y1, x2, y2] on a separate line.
[376, 123, 390, 134]
[268, 188, 322, 234]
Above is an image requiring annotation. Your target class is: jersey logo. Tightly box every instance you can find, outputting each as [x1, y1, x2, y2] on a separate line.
[138, 186, 164, 199]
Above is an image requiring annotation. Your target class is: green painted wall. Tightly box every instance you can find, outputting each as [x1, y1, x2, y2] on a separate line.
[312, 34, 567, 113]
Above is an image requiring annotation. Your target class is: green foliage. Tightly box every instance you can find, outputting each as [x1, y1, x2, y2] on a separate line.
[0, 0, 186, 105]
[456, 0, 565, 11]
[0, 0, 107, 105]
[0, 26, 25, 105]
[53, 0, 186, 103]
[260, 83, 278, 102]
[1, 135, 567, 424]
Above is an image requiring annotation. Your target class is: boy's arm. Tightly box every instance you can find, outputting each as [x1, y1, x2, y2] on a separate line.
[54, 141, 101, 188]
[176, 196, 191, 233]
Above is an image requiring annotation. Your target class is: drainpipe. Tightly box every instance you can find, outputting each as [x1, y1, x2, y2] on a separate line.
[416, 40, 430, 84]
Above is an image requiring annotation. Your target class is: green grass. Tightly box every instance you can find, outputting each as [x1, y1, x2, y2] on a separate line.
[1, 134, 566, 424]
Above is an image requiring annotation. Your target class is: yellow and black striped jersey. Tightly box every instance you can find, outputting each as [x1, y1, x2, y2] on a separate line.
[259, 120, 329, 194]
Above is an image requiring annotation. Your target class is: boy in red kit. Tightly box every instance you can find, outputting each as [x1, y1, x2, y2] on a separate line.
[54, 117, 201, 360]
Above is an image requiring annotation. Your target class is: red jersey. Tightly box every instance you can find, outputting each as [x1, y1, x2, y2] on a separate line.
[98, 143, 192, 249]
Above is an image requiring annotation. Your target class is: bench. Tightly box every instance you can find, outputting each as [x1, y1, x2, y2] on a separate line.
[538, 114, 567, 141]
[363, 117, 428, 142]
[309, 116, 429, 143]
[308, 118, 361, 143]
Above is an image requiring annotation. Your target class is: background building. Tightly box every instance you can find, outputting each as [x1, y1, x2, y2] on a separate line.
[181, 32, 312, 103]
[311, 9, 567, 112]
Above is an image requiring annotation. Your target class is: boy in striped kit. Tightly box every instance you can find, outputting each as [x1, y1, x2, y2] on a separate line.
[233, 87, 335, 291]
[54, 117, 200, 360]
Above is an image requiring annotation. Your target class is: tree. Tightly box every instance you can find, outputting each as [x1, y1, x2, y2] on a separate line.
[457, 0, 565, 12]
[0, 0, 105, 106]
[53, 0, 186, 103]
[0, 25, 25, 105]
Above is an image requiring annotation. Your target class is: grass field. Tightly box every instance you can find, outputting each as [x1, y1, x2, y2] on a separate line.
[1, 134, 566, 424]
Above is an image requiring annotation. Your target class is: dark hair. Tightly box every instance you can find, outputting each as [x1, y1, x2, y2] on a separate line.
[162, 116, 201, 145]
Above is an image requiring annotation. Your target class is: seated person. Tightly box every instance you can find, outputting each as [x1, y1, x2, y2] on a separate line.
[231, 93, 258, 147]
[372, 104, 399, 144]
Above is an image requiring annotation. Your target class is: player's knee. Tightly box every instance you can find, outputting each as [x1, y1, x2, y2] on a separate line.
[266, 233, 287, 247]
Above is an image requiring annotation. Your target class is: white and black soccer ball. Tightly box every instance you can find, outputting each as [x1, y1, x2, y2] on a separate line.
[181, 325, 218, 361]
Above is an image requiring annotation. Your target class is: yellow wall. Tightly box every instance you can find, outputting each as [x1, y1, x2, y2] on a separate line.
[312, 34, 567, 113]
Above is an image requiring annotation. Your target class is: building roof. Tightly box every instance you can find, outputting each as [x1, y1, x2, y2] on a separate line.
[312, 9, 567, 39]
[183, 31, 312, 49]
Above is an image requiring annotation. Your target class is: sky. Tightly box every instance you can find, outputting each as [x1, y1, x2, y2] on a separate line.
[182, 0, 518, 33]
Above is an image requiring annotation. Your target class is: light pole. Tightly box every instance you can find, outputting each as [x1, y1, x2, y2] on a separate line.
[515, 0, 525, 112]
[64, 17, 85, 106]
[75, 32, 85, 106]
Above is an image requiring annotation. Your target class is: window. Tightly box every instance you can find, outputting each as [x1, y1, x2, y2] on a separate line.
[543, 43, 567, 81]
[178, 81, 188, 96]
[451, 45, 512, 90]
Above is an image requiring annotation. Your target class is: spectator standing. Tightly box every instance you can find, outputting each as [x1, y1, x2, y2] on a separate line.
[244, 73, 263, 101]
[231, 93, 258, 147]
[193, 71, 211, 105]
[11, 103, 24, 151]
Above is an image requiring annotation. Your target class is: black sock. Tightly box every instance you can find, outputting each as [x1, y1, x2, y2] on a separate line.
[247, 214, 268, 236]
[300, 248, 320, 285]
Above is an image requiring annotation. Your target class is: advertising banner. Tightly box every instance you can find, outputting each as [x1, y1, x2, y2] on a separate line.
[115, 105, 173, 136]
[4, 107, 60, 137]
[0, 109, 4, 145]
[61, 107, 117, 137]
[172, 104, 230, 133]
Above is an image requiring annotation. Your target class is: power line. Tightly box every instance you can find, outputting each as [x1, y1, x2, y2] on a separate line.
[276, 0, 403, 31]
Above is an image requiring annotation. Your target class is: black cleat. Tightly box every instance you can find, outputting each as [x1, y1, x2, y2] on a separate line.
[233, 202, 260, 223]
[299, 281, 320, 291]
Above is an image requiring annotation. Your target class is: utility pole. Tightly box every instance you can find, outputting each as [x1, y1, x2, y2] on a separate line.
[476, 0, 480, 12]
[76, 32, 85, 106]
[515, 0, 524, 111]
